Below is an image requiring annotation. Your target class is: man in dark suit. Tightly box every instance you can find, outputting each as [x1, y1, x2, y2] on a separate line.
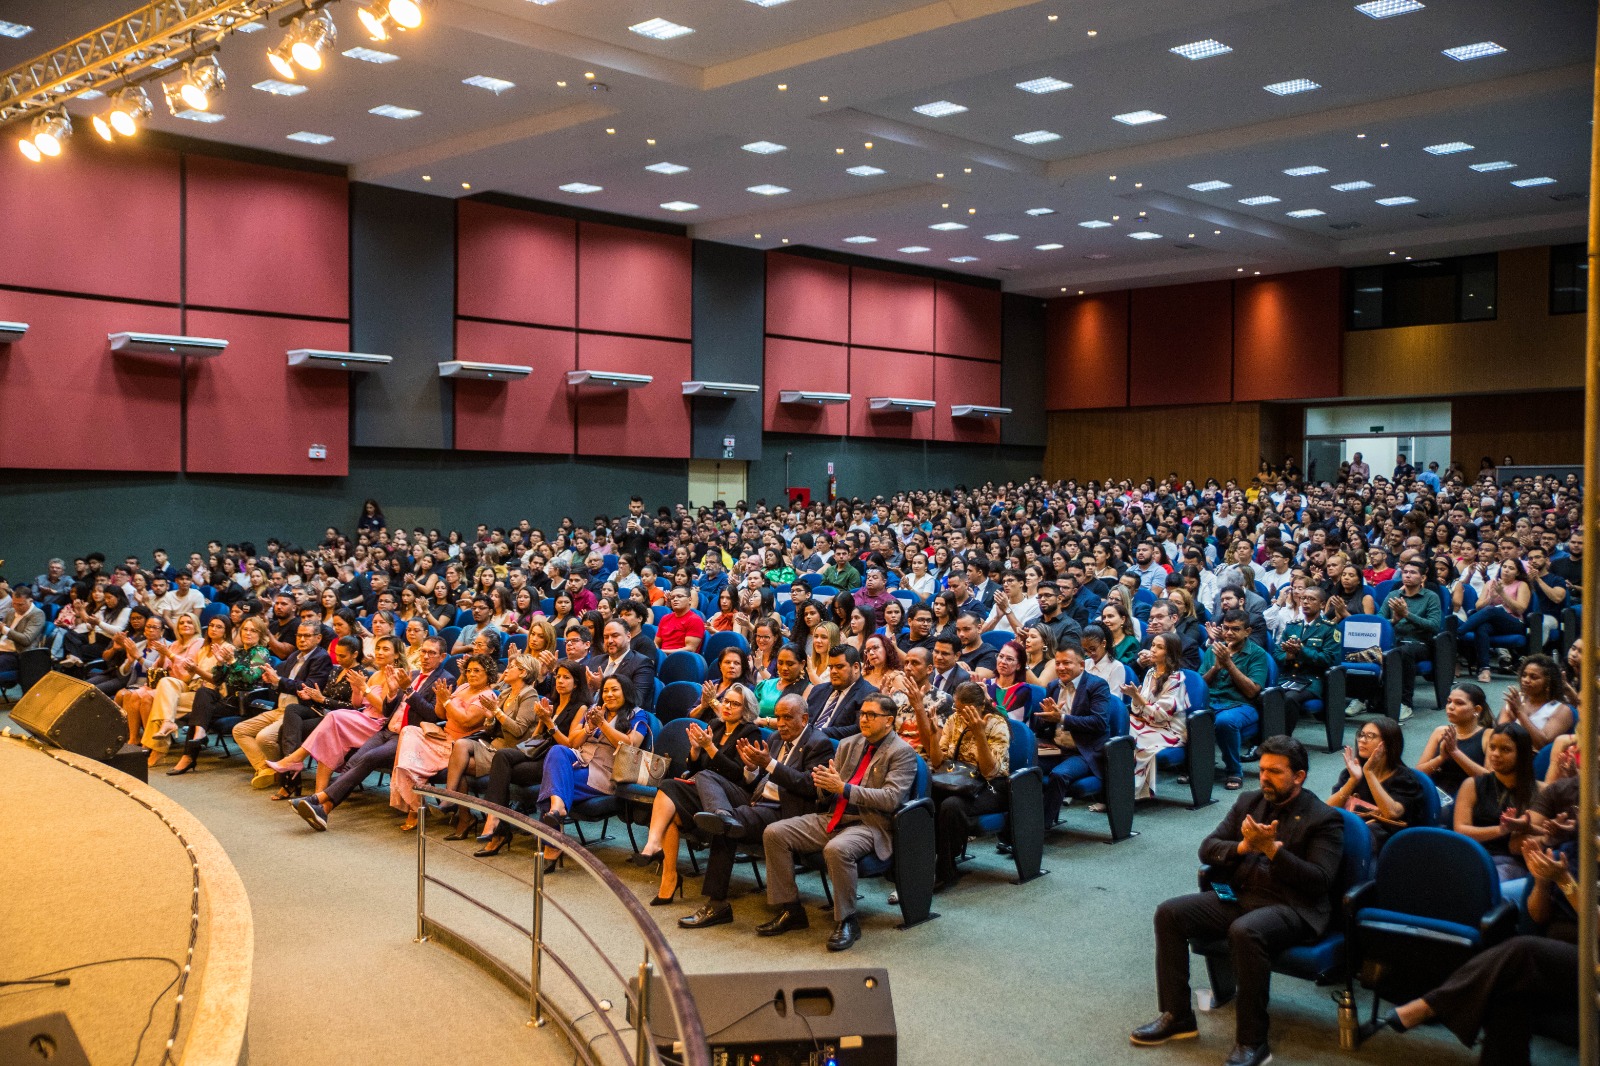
[1034, 643, 1115, 825]
[759, 694, 919, 951]
[291, 637, 456, 831]
[1140, 600, 1202, 672]
[585, 620, 658, 709]
[805, 644, 877, 740]
[678, 694, 834, 929]
[1131, 735, 1343, 1066]
[927, 632, 973, 697]
[265, 622, 337, 756]
[965, 556, 998, 615]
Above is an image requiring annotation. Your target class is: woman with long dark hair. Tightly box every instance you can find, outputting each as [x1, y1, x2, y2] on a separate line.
[1453, 721, 1538, 880]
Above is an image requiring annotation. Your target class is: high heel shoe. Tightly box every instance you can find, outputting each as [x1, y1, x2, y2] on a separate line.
[271, 773, 304, 801]
[445, 812, 479, 841]
[628, 848, 664, 868]
[473, 834, 512, 858]
[166, 755, 196, 776]
[542, 851, 564, 875]
[649, 873, 683, 907]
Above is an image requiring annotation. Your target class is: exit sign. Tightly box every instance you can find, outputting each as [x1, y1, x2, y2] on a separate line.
[1368, 425, 1384, 433]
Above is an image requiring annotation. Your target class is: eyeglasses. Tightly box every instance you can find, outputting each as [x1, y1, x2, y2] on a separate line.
[1357, 731, 1382, 740]
[856, 711, 892, 720]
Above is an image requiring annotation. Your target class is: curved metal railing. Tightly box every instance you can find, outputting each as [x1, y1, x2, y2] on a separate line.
[414, 785, 709, 1066]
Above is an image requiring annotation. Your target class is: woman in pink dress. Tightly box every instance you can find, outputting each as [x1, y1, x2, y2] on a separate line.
[267, 635, 400, 797]
[391, 652, 497, 830]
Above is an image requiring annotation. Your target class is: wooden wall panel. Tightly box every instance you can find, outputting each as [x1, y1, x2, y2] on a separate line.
[453, 319, 577, 454]
[1451, 390, 1584, 467]
[1129, 281, 1233, 406]
[1233, 269, 1342, 401]
[849, 268, 934, 352]
[934, 282, 1001, 360]
[1043, 403, 1262, 486]
[457, 201, 577, 328]
[766, 254, 849, 343]
[1045, 292, 1128, 410]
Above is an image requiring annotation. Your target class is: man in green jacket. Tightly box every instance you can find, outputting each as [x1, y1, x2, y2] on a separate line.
[1378, 559, 1441, 717]
[1272, 586, 1342, 732]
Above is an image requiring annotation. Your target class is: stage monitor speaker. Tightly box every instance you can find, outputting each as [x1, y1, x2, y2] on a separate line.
[632, 968, 895, 1065]
[10, 672, 126, 762]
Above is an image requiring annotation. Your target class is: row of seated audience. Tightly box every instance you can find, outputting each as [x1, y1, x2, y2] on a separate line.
[0, 468, 1590, 1065]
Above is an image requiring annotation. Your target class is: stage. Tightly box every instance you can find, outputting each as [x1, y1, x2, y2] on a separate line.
[0, 733, 252, 1066]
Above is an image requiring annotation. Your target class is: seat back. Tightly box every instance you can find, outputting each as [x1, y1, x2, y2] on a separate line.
[654, 680, 703, 721]
[980, 630, 1011, 652]
[1458, 584, 1478, 613]
[891, 589, 919, 607]
[813, 585, 839, 600]
[639, 622, 657, 641]
[454, 609, 473, 628]
[638, 712, 663, 753]
[659, 650, 707, 685]
[1409, 766, 1443, 826]
[540, 597, 555, 616]
[1106, 697, 1131, 739]
[504, 632, 528, 654]
[800, 573, 823, 589]
[1373, 827, 1502, 923]
[1328, 809, 1376, 931]
[1180, 668, 1209, 711]
[439, 625, 461, 651]
[650, 605, 670, 625]
[1004, 717, 1036, 770]
[1340, 614, 1395, 655]
[908, 754, 931, 801]
[702, 630, 749, 664]
[1133, 587, 1156, 608]
[1374, 578, 1399, 605]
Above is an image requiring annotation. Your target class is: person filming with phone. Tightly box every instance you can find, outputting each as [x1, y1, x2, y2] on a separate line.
[1131, 735, 1344, 1066]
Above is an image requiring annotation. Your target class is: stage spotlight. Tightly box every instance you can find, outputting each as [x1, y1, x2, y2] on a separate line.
[93, 113, 114, 141]
[267, 40, 296, 79]
[17, 134, 41, 161]
[290, 10, 336, 70]
[356, 2, 390, 40]
[109, 86, 153, 136]
[389, 0, 423, 30]
[179, 56, 226, 110]
[32, 110, 71, 156]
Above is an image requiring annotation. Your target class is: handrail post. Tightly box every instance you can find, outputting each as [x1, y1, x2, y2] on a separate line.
[530, 845, 546, 1028]
[635, 955, 654, 1066]
[414, 800, 428, 942]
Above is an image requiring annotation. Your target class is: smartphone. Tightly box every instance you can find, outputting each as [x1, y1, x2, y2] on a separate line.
[1213, 883, 1237, 903]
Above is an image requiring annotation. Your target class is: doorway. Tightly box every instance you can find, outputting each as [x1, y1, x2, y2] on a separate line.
[687, 460, 747, 509]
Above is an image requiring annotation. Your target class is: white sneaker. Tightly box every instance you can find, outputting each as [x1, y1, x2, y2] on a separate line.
[1398, 704, 1413, 722]
[887, 891, 899, 905]
[1345, 698, 1367, 717]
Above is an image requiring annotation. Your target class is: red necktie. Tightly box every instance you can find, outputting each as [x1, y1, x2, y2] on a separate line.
[827, 743, 877, 832]
[396, 671, 426, 729]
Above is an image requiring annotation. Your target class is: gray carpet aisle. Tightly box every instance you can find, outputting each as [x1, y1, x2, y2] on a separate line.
[8, 685, 1581, 1065]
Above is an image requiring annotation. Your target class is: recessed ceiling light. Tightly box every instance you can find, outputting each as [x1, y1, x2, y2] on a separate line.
[463, 75, 516, 94]
[1423, 141, 1474, 154]
[1286, 208, 1325, 217]
[1356, 0, 1425, 18]
[842, 235, 877, 243]
[1013, 130, 1061, 144]
[1443, 41, 1506, 61]
[1375, 195, 1418, 205]
[913, 100, 968, 117]
[660, 201, 700, 211]
[1510, 176, 1556, 187]
[1238, 195, 1281, 205]
[747, 184, 790, 195]
[1170, 39, 1232, 60]
[899, 246, 931, 253]
[1084, 253, 1111, 260]
[1264, 78, 1321, 95]
[744, 0, 794, 6]
[1079, 219, 1113, 228]
[1188, 180, 1232, 192]
[1035, 243, 1065, 250]
[253, 79, 307, 96]
[1015, 76, 1073, 94]
[76, 89, 105, 100]
[369, 104, 422, 119]
[0, 20, 34, 38]
[287, 131, 335, 144]
[1283, 165, 1328, 176]
[233, 19, 264, 32]
[1470, 160, 1516, 172]
[741, 140, 787, 154]
[174, 110, 225, 123]
[342, 46, 399, 63]
[929, 221, 968, 231]
[1330, 180, 1375, 191]
[1128, 231, 1162, 240]
[645, 161, 689, 174]
[845, 165, 886, 176]
[559, 182, 603, 194]
[1025, 208, 1056, 216]
[984, 233, 1020, 241]
[1113, 110, 1167, 125]
[630, 18, 694, 40]
[949, 256, 979, 263]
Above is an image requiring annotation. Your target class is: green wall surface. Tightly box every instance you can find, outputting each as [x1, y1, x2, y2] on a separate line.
[746, 435, 1043, 508]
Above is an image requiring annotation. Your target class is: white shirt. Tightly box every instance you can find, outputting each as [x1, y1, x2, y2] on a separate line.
[1086, 653, 1130, 691]
[155, 588, 207, 627]
[984, 595, 1040, 632]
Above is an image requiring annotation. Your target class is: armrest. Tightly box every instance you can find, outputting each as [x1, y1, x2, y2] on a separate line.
[1323, 665, 1348, 754]
[1381, 648, 1404, 718]
[1344, 879, 1378, 928]
[1102, 734, 1136, 841]
[1259, 686, 1287, 741]
[1480, 899, 1518, 947]
[1198, 864, 1219, 891]
[889, 796, 937, 926]
[1184, 708, 1217, 809]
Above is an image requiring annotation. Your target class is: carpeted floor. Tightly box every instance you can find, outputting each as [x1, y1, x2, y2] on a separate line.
[5, 682, 1581, 1066]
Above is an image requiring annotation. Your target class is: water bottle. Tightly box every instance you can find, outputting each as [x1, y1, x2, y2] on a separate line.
[1335, 988, 1359, 1050]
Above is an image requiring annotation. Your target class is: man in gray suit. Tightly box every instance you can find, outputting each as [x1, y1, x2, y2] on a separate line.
[0, 585, 46, 682]
[758, 693, 918, 952]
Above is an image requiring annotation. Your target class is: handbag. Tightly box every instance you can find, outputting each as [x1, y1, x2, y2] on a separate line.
[930, 761, 987, 799]
[612, 742, 669, 787]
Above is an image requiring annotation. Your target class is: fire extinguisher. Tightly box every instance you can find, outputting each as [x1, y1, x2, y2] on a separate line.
[827, 473, 838, 503]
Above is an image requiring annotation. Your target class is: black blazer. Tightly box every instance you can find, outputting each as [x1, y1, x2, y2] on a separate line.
[400, 662, 457, 727]
[1200, 787, 1345, 934]
[275, 646, 334, 698]
[750, 726, 836, 819]
[585, 650, 659, 710]
[805, 676, 879, 740]
[1041, 672, 1116, 781]
[929, 663, 972, 696]
[686, 719, 764, 781]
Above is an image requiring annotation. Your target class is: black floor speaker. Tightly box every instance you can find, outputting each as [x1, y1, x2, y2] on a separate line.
[631, 968, 896, 1065]
[10, 672, 127, 762]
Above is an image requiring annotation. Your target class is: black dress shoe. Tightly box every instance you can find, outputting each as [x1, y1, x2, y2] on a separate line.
[692, 809, 744, 839]
[1129, 1012, 1199, 1046]
[678, 902, 734, 929]
[825, 915, 861, 952]
[1223, 1043, 1271, 1066]
[755, 905, 809, 937]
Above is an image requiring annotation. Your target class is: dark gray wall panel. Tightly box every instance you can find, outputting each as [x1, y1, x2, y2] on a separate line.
[690, 240, 765, 461]
[1001, 293, 1048, 448]
[745, 434, 1042, 507]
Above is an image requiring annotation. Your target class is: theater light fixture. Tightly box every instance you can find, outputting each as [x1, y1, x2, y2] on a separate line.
[356, 2, 392, 40]
[388, 0, 424, 29]
[103, 86, 153, 137]
[19, 110, 71, 160]
[290, 10, 337, 71]
[267, 41, 297, 79]
[176, 56, 226, 110]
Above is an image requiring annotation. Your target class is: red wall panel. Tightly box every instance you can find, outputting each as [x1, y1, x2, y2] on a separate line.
[574, 334, 691, 458]
[577, 223, 691, 339]
[0, 142, 181, 304]
[850, 268, 934, 352]
[848, 348, 935, 440]
[1233, 268, 1342, 402]
[185, 156, 348, 319]
[457, 201, 577, 328]
[763, 338, 850, 436]
[0, 291, 182, 471]
[765, 254, 850, 343]
[1045, 293, 1129, 410]
[453, 319, 577, 453]
[184, 311, 349, 476]
[934, 282, 1001, 361]
[1129, 281, 1233, 407]
[933, 357, 1002, 444]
